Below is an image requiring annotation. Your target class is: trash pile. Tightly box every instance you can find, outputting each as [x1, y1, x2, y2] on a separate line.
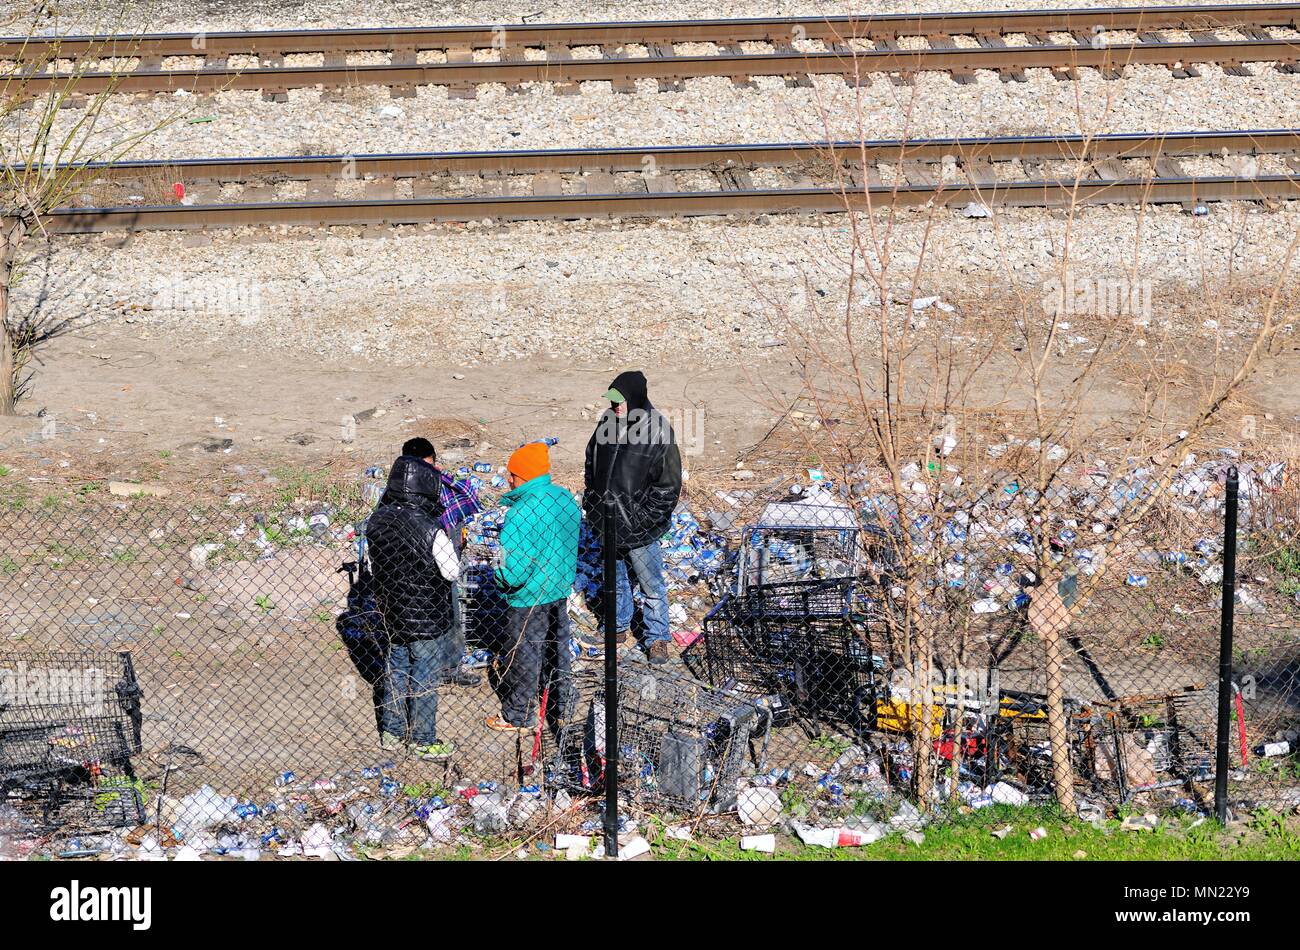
[190, 503, 358, 570]
[5, 760, 607, 861]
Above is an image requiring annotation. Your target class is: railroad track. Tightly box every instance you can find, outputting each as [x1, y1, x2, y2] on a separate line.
[46, 130, 1300, 233]
[4, 4, 1300, 99]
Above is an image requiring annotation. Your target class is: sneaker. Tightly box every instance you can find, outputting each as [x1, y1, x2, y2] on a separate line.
[485, 714, 530, 734]
[412, 741, 455, 761]
[379, 731, 405, 751]
[577, 627, 630, 650]
[646, 640, 671, 666]
[449, 670, 483, 687]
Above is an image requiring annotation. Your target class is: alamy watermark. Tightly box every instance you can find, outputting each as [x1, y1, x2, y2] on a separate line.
[152, 276, 263, 326]
[1040, 271, 1152, 321]
[591, 406, 706, 456]
[887, 664, 1001, 715]
[0, 661, 108, 716]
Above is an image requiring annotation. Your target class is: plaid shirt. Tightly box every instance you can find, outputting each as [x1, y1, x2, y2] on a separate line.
[438, 469, 482, 536]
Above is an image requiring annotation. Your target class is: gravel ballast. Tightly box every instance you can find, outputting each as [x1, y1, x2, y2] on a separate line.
[8, 65, 1299, 161]
[27, 0, 1300, 34]
[15, 202, 1298, 366]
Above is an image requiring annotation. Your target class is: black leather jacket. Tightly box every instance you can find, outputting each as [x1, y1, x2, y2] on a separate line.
[584, 406, 683, 553]
[365, 456, 453, 642]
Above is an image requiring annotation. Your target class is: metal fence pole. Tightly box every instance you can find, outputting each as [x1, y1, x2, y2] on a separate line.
[1214, 465, 1239, 824]
[601, 494, 619, 858]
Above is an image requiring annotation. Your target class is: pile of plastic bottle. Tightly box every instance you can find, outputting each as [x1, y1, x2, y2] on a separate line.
[661, 509, 728, 590]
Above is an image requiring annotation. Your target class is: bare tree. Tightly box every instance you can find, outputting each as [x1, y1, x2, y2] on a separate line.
[737, 54, 1298, 813]
[0, 1, 187, 413]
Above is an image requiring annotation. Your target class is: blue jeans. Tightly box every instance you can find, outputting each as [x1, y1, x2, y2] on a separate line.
[615, 541, 671, 644]
[380, 633, 461, 744]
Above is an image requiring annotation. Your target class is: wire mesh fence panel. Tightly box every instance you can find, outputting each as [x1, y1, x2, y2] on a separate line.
[1, 436, 1297, 855]
[1223, 468, 1300, 816]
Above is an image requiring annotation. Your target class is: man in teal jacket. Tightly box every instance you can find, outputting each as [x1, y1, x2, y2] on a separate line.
[487, 440, 581, 732]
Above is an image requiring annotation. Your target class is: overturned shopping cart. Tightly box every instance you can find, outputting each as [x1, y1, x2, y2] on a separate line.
[0, 650, 145, 828]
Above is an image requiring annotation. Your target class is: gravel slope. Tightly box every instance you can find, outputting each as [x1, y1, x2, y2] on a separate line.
[9, 65, 1299, 161]
[26, 0, 1300, 34]
[14, 202, 1298, 365]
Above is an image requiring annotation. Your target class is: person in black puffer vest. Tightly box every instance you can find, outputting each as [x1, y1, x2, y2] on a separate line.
[581, 370, 682, 666]
[365, 453, 465, 758]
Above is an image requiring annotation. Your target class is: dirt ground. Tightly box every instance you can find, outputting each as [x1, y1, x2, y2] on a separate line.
[2, 319, 1299, 489]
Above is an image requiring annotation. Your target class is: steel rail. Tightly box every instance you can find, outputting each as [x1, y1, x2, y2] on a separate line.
[3, 4, 1298, 58]
[46, 176, 1300, 233]
[10, 38, 1300, 95]
[58, 130, 1300, 185]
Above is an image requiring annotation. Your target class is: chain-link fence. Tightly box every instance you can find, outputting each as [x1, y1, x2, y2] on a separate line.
[1, 436, 1297, 857]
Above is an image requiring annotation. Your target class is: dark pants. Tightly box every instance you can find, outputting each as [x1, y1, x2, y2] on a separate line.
[380, 629, 462, 744]
[499, 599, 574, 729]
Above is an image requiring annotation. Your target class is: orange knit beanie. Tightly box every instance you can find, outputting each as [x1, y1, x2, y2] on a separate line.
[507, 441, 550, 482]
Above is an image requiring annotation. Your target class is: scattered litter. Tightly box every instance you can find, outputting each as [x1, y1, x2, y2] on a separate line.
[738, 787, 782, 826]
[618, 836, 652, 860]
[1120, 814, 1160, 833]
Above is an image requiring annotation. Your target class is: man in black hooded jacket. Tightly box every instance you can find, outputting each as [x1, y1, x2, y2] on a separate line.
[365, 452, 467, 757]
[582, 371, 682, 665]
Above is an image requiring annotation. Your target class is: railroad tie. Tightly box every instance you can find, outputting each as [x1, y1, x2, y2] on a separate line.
[501, 46, 527, 93]
[446, 47, 478, 99]
[642, 171, 677, 194]
[1071, 31, 1123, 80]
[772, 40, 814, 88]
[583, 172, 619, 195]
[976, 33, 1027, 82]
[411, 178, 440, 200]
[478, 172, 507, 197]
[1152, 157, 1201, 213]
[901, 161, 938, 188]
[927, 35, 976, 84]
[720, 43, 756, 88]
[258, 50, 289, 102]
[871, 35, 914, 86]
[1028, 32, 1077, 80]
[649, 43, 684, 92]
[848, 163, 884, 190]
[531, 173, 565, 196]
[600, 46, 639, 94]
[545, 44, 581, 95]
[242, 183, 278, 202]
[1189, 30, 1254, 75]
[828, 39, 871, 86]
[306, 180, 336, 201]
[185, 183, 223, 204]
[319, 51, 347, 99]
[717, 166, 756, 191]
[961, 156, 1000, 187]
[389, 46, 417, 97]
[1089, 158, 1127, 181]
[1139, 31, 1202, 77]
[364, 178, 397, 200]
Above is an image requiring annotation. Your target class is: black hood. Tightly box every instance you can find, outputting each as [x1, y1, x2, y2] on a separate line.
[380, 455, 444, 517]
[608, 370, 651, 413]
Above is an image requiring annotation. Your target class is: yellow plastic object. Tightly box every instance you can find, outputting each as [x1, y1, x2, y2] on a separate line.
[874, 691, 1047, 735]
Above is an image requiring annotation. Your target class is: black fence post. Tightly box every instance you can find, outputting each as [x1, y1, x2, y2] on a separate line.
[601, 494, 619, 858]
[1214, 465, 1239, 824]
